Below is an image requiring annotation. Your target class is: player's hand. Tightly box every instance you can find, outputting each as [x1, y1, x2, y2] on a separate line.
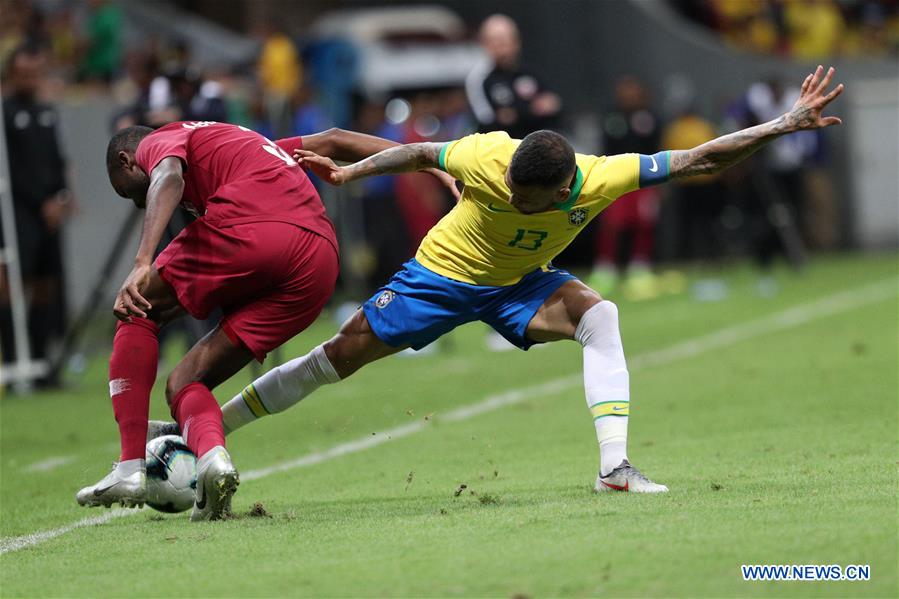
[293, 149, 347, 185]
[785, 65, 844, 131]
[114, 263, 153, 322]
[425, 168, 461, 201]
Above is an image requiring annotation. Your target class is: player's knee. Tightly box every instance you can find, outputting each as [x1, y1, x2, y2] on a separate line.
[323, 310, 386, 379]
[569, 289, 603, 328]
[322, 334, 359, 379]
[574, 300, 619, 346]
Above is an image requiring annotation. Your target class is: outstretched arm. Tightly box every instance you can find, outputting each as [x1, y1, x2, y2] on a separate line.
[294, 142, 444, 186]
[294, 128, 399, 163]
[669, 65, 844, 180]
[285, 131, 458, 199]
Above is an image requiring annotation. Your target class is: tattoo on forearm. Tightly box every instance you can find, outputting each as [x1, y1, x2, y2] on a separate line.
[670, 115, 791, 179]
[344, 142, 442, 180]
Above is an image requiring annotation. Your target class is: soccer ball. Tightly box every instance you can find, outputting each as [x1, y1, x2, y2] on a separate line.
[145, 435, 197, 513]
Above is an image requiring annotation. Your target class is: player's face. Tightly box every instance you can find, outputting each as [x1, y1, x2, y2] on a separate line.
[108, 152, 150, 209]
[504, 168, 574, 215]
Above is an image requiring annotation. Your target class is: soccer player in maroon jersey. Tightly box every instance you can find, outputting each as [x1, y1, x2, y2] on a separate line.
[76, 121, 457, 520]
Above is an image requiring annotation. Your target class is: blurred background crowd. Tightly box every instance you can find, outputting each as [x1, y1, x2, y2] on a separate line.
[1, 0, 897, 386]
[673, 0, 899, 57]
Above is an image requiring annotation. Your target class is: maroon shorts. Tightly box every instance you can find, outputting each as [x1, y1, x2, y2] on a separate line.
[155, 219, 339, 362]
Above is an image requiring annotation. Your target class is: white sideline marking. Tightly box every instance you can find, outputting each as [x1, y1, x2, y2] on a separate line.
[1, 278, 894, 554]
[22, 456, 76, 473]
[0, 509, 130, 554]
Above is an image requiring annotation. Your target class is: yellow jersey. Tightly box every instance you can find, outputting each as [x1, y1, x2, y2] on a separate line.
[416, 131, 668, 286]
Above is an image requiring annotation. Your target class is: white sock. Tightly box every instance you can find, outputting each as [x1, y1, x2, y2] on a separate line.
[115, 458, 145, 476]
[220, 345, 340, 434]
[575, 301, 629, 477]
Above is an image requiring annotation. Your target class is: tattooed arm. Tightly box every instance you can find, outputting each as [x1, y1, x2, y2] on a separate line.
[290, 132, 459, 199]
[669, 65, 844, 180]
[294, 142, 445, 186]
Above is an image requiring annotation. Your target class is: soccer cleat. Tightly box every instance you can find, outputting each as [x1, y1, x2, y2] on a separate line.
[76, 464, 147, 508]
[190, 446, 239, 522]
[146, 420, 181, 441]
[595, 459, 668, 493]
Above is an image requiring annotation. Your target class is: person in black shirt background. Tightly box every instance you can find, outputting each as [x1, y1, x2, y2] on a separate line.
[1, 45, 75, 384]
[465, 14, 562, 140]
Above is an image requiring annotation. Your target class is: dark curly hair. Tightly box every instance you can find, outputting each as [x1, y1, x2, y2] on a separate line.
[508, 130, 576, 188]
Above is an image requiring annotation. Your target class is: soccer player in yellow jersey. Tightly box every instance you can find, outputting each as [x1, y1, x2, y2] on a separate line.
[210, 66, 843, 492]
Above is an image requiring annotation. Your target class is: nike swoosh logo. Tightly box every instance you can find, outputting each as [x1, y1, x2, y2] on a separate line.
[601, 480, 629, 491]
[612, 406, 627, 411]
[487, 202, 516, 213]
[93, 481, 121, 496]
[648, 155, 659, 173]
[195, 487, 206, 510]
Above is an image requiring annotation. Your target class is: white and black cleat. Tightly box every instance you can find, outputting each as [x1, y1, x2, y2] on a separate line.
[595, 459, 668, 493]
[191, 446, 239, 522]
[76, 464, 147, 508]
[147, 420, 181, 441]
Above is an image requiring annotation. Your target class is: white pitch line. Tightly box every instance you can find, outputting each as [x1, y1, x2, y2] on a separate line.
[2, 277, 894, 555]
[0, 509, 130, 554]
[22, 456, 76, 473]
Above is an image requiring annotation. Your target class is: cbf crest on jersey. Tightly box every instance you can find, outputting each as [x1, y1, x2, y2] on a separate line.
[375, 290, 395, 308]
[568, 208, 588, 226]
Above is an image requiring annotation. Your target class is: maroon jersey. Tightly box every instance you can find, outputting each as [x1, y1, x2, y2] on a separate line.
[135, 121, 336, 250]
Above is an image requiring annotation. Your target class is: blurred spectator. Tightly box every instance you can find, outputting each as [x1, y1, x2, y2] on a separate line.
[110, 49, 159, 130]
[720, 78, 822, 294]
[291, 81, 332, 138]
[784, 0, 846, 58]
[78, 0, 122, 83]
[466, 14, 562, 139]
[745, 79, 818, 239]
[438, 88, 475, 141]
[590, 76, 662, 301]
[662, 104, 728, 300]
[112, 43, 228, 129]
[1, 46, 74, 383]
[673, 0, 899, 57]
[394, 93, 453, 253]
[304, 36, 357, 129]
[256, 23, 301, 136]
[355, 100, 407, 285]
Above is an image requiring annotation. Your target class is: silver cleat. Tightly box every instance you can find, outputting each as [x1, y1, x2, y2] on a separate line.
[76, 464, 147, 508]
[191, 446, 239, 522]
[595, 459, 669, 493]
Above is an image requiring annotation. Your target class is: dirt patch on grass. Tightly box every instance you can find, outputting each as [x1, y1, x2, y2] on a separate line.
[247, 502, 273, 518]
[478, 493, 500, 505]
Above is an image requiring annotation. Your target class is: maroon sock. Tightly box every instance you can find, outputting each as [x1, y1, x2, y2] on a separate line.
[109, 318, 159, 461]
[170, 382, 225, 458]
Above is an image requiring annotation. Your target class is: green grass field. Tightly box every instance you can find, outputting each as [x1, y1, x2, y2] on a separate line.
[1, 254, 896, 597]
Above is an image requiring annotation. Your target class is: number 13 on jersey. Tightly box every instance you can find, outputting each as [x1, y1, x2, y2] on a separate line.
[507, 229, 549, 251]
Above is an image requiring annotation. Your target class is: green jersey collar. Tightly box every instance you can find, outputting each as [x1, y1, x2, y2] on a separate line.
[555, 166, 584, 212]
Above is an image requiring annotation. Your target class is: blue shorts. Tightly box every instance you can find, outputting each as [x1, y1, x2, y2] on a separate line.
[362, 259, 576, 351]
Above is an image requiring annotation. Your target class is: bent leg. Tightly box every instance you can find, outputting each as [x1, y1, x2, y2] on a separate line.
[165, 326, 254, 457]
[324, 307, 407, 378]
[220, 309, 404, 434]
[525, 281, 632, 478]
